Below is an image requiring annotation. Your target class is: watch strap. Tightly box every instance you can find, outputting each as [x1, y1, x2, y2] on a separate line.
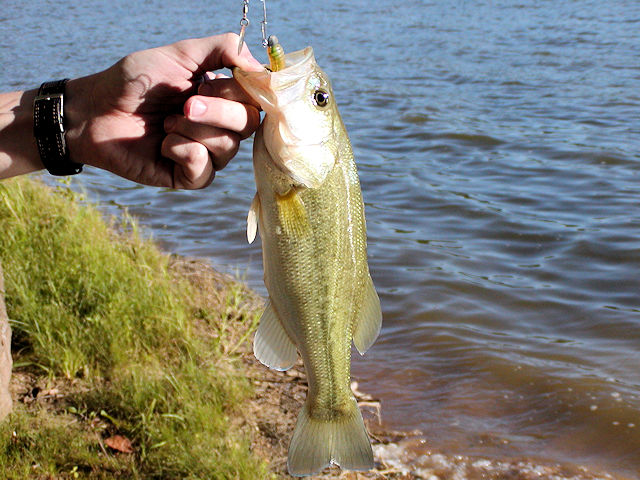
[33, 79, 83, 176]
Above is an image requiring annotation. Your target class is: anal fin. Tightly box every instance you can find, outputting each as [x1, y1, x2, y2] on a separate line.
[353, 275, 382, 355]
[254, 301, 298, 371]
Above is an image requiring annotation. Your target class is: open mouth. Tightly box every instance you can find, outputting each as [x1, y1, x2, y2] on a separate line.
[234, 47, 316, 111]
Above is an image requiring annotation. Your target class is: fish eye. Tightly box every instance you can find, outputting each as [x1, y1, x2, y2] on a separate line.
[313, 89, 330, 108]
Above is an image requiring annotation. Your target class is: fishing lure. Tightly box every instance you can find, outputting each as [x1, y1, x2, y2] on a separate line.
[236, 0, 284, 69]
[237, 0, 271, 55]
[267, 35, 286, 72]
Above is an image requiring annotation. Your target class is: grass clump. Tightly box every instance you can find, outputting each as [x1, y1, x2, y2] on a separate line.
[0, 178, 270, 479]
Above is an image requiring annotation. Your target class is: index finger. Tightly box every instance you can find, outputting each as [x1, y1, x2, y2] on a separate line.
[168, 33, 265, 75]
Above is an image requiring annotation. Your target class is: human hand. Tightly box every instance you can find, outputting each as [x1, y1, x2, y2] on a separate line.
[64, 33, 263, 188]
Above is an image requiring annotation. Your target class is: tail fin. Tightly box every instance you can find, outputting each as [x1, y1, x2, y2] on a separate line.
[287, 397, 373, 476]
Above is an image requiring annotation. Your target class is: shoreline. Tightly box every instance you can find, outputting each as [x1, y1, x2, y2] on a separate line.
[169, 259, 625, 480]
[0, 179, 629, 479]
[9, 254, 620, 479]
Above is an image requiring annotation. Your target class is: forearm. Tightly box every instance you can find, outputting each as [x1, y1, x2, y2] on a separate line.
[0, 77, 94, 180]
[0, 89, 43, 179]
[0, 34, 263, 186]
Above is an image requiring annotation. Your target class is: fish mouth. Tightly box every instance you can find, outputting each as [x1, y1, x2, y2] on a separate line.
[234, 46, 335, 189]
[269, 47, 315, 84]
[233, 47, 315, 113]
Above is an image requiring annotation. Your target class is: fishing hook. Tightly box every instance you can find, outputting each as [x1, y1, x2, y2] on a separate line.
[260, 0, 269, 47]
[237, 0, 270, 55]
[238, 0, 250, 55]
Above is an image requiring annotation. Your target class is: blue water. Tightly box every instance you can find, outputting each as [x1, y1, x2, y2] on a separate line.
[2, 0, 640, 477]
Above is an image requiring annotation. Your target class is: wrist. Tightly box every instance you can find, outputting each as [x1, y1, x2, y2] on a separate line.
[0, 89, 42, 179]
[63, 76, 94, 167]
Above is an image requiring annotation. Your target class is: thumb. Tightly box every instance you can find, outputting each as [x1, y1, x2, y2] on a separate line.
[168, 33, 265, 75]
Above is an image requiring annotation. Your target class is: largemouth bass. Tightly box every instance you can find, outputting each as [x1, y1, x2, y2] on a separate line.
[234, 46, 382, 476]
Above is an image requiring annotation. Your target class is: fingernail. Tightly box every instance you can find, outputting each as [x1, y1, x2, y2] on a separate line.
[189, 99, 207, 118]
[164, 115, 176, 132]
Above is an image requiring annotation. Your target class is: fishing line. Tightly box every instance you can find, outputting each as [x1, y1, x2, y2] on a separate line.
[237, 0, 271, 54]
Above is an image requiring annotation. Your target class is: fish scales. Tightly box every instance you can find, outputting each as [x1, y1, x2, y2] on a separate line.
[261, 140, 363, 399]
[234, 46, 382, 477]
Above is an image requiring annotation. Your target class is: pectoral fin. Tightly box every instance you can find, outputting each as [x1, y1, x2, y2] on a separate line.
[254, 301, 298, 371]
[276, 189, 310, 238]
[247, 193, 260, 244]
[353, 275, 382, 355]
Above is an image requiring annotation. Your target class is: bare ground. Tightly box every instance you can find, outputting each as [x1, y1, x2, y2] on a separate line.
[172, 258, 621, 480]
[6, 258, 626, 480]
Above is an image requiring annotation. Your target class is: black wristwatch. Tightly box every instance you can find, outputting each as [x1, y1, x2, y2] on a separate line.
[33, 79, 83, 176]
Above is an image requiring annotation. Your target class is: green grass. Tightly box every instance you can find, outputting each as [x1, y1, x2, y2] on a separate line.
[0, 178, 271, 479]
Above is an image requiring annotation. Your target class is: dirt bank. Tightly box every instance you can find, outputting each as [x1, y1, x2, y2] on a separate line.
[6, 255, 624, 480]
[173, 258, 622, 480]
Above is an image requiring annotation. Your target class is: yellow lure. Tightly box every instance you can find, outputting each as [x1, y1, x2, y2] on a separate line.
[267, 35, 286, 72]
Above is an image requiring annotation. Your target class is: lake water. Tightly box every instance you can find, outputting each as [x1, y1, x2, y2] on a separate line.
[2, 0, 640, 477]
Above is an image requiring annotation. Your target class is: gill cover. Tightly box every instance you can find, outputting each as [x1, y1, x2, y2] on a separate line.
[234, 47, 339, 188]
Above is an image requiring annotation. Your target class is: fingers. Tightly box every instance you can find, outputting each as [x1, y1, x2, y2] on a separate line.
[162, 87, 258, 172]
[161, 133, 216, 189]
[168, 32, 265, 75]
[182, 95, 260, 139]
[164, 117, 241, 170]
[161, 70, 260, 177]
[155, 38, 264, 189]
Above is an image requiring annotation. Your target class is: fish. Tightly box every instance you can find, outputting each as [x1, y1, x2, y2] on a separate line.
[233, 45, 382, 476]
